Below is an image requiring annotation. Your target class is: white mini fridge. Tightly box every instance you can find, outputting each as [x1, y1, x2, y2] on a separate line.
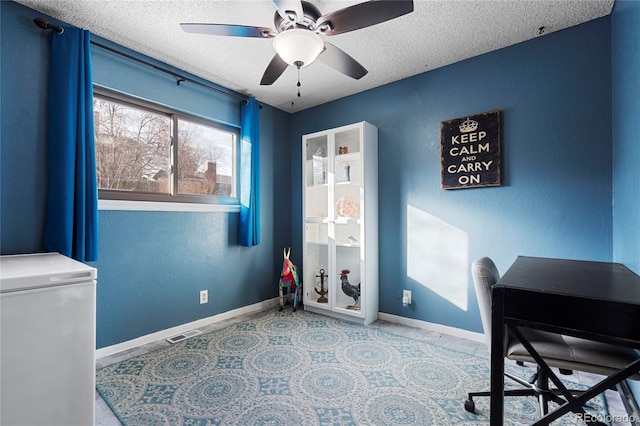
[1, 252, 97, 426]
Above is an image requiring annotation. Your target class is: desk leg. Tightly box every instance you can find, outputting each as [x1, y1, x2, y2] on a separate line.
[490, 287, 505, 425]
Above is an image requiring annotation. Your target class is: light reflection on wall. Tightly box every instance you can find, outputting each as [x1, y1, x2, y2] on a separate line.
[406, 205, 469, 311]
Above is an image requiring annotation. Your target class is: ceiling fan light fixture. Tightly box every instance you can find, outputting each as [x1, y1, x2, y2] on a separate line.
[272, 29, 324, 68]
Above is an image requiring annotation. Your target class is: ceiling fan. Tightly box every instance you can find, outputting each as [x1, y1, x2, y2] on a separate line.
[181, 0, 414, 87]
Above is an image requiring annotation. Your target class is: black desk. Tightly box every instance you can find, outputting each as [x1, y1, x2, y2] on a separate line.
[490, 256, 640, 425]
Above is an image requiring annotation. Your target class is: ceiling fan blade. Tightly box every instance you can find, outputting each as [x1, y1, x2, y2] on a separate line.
[319, 42, 368, 80]
[316, 0, 414, 36]
[273, 0, 304, 23]
[260, 54, 289, 85]
[180, 23, 276, 38]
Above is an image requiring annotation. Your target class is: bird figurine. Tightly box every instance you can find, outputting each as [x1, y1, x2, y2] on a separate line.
[340, 269, 361, 310]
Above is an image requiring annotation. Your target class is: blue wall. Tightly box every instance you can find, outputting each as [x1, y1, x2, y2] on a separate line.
[290, 17, 613, 333]
[1, 0, 634, 349]
[1, 1, 50, 254]
[611, 0, 640, 404]
[1, 1, 292, 348]
[612, 0, 640, 276]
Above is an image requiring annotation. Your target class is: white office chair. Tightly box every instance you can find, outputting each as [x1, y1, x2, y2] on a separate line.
[465, 256, 640, 423]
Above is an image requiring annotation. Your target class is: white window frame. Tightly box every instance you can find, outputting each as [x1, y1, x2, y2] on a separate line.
[93, 87, 241, 213]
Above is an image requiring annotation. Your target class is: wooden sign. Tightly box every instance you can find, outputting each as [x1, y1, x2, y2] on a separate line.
[440, 110, 501, 189]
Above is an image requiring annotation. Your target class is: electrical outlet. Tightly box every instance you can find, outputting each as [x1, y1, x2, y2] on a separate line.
[402, 290, 412, 306]
[200, 290, 208, 304]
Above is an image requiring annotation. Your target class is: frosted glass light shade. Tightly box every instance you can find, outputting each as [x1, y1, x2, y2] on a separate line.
[272, 29, 324, 67]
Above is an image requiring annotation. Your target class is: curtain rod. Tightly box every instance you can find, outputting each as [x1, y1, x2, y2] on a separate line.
[33, 17, 251, 104]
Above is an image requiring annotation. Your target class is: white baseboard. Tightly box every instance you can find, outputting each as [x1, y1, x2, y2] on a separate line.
[377, 312, 485, 343]
[96, 302, 484, 359]
[96, 298, 279, 359]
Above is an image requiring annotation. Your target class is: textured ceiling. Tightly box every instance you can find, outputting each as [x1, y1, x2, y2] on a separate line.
[17, 0, 614, 112]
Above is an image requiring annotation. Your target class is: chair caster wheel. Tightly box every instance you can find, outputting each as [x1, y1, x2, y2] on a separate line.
[278, 306, 283, 312]
[464, 399, 475, 413]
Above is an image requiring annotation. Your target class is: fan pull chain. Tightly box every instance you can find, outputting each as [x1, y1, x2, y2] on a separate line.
[295, 61, 303, 97]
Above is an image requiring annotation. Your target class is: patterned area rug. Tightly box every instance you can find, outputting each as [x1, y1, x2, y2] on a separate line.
[96, 309, 607, 425]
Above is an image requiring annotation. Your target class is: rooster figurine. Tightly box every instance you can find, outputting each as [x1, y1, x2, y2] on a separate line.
[340, 269, 361, 310]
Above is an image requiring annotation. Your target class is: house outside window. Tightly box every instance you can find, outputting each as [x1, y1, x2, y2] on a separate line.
[93, 88, 239, 209]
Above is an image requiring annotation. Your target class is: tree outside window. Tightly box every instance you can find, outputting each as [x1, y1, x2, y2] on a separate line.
[93, 90, 238, 204]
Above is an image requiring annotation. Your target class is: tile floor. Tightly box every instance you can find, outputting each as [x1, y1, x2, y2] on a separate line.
[95, 309, 633, 425]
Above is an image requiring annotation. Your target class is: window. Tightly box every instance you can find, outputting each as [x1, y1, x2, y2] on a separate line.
[93, 88, 239, 208]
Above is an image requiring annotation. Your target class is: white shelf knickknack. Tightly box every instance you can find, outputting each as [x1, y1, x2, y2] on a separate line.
[302, 121, 379, 325]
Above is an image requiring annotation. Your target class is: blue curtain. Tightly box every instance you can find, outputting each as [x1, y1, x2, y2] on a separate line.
[238, 98, 261, 246]
[43, 27, 98, 262]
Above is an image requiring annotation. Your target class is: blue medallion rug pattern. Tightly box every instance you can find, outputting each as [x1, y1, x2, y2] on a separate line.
[96, 309, 607, 425]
